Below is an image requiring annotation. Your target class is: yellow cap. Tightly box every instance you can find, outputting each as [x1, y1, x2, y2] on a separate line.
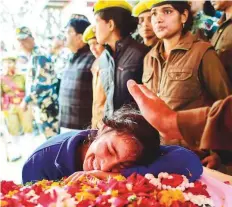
[93, 0, 133, 14]
[132, 0, 159, 17]
[1, 53, 17, 61]
[83, 25, 96, 43]
[144, 0, 161, 9]
[149, 0, 187, 8]
[132, 1, 149, 17]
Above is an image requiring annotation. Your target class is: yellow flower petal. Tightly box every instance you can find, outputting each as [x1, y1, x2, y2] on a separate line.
[75, 191, 96, 201]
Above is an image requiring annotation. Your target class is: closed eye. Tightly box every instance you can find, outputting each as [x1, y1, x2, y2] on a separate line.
[109, 144, 119, 159]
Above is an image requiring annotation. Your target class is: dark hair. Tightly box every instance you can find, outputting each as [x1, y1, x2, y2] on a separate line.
[70, 14, 89, 22]
[96, 7, 138, 38]
[203, 1, 216, 17]
[152, 1, 193, 35]
[66, 18, 90, 34]
[102, 105, 160, 165]
[171, 2, 193, 35]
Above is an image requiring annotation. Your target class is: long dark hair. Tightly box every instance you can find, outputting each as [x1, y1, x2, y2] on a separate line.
[96, 7, 138, 38]
[203, 0, 216, 17]
[101, 105, 160, 165]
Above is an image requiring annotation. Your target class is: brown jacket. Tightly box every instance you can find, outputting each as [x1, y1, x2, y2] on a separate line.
[143, 32, 231, 148]
[143, 32, 231, 112]
[211, 14, 232, 83]
[177, 95, 232, 150]
[91, 59, 106, 129]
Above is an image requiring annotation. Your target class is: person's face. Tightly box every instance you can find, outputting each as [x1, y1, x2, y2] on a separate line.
[211, 0, 231, 11]
[52, 38, 64, 50]
[88, 38, 104, 58]
[2, 59, 16, 75]
[17, 37, 34, 53]
[95, 14, 112, 45]
[151, 4, 188, 39]
[83, 128, 143, 172]
[65, 26, 83, 51]
[50, 37, 64, 54]
[138, 11, 156, 39]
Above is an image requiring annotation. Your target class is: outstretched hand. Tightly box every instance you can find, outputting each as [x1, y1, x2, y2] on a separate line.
[127, 80, 182, 140]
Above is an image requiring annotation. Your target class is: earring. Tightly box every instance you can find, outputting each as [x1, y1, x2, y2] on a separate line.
[183, 23, 185, 28]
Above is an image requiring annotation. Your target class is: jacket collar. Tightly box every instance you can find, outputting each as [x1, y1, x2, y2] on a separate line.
[106, 36, 132, 57]
[151, 32, 196, 58]
[70, 44, 90, 63]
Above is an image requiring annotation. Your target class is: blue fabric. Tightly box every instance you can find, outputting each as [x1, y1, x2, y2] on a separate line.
[22, 130, 90, 184]
[99, 49, 115, 117]
[22, 130, 203, 184]
[121, 145, 203, 182]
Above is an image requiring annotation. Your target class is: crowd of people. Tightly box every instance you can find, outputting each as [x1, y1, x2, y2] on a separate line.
[1, 0, 232, 180]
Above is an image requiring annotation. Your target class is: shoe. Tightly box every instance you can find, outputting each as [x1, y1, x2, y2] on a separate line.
[8, 155, 22, 162]
[6, 142, 22, 162]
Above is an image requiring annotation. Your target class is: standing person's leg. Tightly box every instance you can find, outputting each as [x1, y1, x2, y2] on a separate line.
[36, 106, 60, 139]
[4, 106, 22, 137]
[18, 104, 33, 134]
[3, 106, 22, 161]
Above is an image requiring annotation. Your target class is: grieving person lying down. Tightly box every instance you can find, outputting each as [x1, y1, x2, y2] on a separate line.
[22, 106, 202, 184]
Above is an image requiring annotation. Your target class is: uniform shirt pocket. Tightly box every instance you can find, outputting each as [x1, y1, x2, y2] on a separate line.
[168, 71, 192, 81]
[164, 68, 200, 99]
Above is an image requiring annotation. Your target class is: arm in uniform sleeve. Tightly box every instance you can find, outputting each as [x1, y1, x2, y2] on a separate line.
[177, 95, 232, 150]
[218, 48, 232, 83]
[24, 56, 57, 104]
[200, 49, 232, 100]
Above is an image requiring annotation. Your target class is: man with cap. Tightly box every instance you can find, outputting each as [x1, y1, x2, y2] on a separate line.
[83, 25, 105, 129]
[132, 0, 158, 47]
[16, 26, 60, 139]
[59, 18, 95, 132]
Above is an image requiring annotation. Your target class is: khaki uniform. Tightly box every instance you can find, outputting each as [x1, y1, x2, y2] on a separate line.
[207, 16, 232, 169]
[143, 32, 231, 149]
[178, 95, 232, 175]
[177, 95, 232, 150]
[143, 32, 231, 111]
[91, 59, 106, 129]
[211, 15, 232, 83]
[1, 74, 33, 135]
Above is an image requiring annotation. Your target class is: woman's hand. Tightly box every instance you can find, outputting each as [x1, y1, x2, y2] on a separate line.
[127, 80, 182, 140]
[201, 152, 221, 169]
[64, 170, 120, 184]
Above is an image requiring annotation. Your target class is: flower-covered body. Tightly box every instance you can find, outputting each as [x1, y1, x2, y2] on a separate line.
[0, 173, 213, 207]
